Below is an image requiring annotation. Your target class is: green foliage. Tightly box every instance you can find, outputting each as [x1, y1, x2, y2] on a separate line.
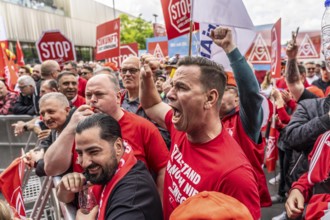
[119, 14, 154, 50]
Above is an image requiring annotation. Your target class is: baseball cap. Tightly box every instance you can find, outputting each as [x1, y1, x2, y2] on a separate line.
[226, 72, 237, 87]
[169, 191, 253, 220]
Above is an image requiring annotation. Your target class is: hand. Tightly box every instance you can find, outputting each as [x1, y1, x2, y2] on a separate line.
[23, 152, 34, 169]
[12, 121, 26, 136]
[285, 189, 305, 219]
[286, 30, 298, 59]
[59, 172, 86, 193]
[270, 88, 281, 101]
[76, 205, 99, 220]
[281, 90, 291, 103]
[37, 129, 51, 140]
[140, 64, 153, 79]
[67, 105, 94, 132]
[210, 27, 236, 53]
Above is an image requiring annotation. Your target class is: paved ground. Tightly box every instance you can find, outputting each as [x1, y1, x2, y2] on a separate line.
[261, 169, 286, 220]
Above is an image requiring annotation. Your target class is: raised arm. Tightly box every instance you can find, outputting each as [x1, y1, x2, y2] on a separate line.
[285, 30, 305, 101]
[139, 64, 171, 129]
[44, 105, 93, 176]
[211, 27, 263, 142]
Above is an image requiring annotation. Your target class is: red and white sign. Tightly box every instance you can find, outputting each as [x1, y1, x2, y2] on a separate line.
[161, 0, 199, 40]
[271, 18, 281, 78]
[245, 25, 272, 64]
[153, 23, 167, 37]
[110, 43, 138, 68]
[297, 31, 321, 59]
[96, 18, 120, 61]
[148, 41, 168, 60]
[36, 30, 76, 65]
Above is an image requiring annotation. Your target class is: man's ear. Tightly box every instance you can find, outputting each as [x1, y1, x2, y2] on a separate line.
[114, 137, 123, 158]
[204, 89, 219, 109]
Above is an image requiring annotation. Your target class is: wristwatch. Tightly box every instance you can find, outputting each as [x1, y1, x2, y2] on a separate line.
[23, 124, 28, 131]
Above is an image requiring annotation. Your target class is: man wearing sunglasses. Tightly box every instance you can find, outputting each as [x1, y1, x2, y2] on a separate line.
[305, 61, 319, 85]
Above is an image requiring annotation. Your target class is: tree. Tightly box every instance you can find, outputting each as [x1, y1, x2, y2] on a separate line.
[120, 14, 154, 50]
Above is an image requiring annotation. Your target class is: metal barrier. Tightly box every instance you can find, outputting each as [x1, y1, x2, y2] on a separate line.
[0, 115, 77, 220]
[0, 115, 38, 169]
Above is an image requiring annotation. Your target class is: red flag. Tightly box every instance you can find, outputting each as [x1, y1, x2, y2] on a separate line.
[271, 18, 281, 78]
[16, 40, 25, 66]
[1, 44, 18, 90]
[265, 115, 278, 172]
[0, 157, 26, 218]
[0, 42, 5, 79]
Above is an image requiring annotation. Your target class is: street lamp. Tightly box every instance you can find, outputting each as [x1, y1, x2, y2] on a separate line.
[113, 0, 116, 18]
[152, 14, 158, 23]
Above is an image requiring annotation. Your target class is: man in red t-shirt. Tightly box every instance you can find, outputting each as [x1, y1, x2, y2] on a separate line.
[140, 30, 260, 219]
[43, 74, 169, 200]
[63, 61, 87, 97]
[57, 71, 85, 108]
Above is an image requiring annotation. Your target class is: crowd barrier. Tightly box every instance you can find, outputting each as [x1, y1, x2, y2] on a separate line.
[0, 115, 38, 170]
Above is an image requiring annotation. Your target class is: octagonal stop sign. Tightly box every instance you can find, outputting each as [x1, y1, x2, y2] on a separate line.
[36, 30, 76, 65]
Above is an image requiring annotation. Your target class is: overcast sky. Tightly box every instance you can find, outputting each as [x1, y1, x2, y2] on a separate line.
[96, 0, 324, 42]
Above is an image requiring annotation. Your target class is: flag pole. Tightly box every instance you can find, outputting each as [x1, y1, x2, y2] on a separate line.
[188, 0, 194, 57]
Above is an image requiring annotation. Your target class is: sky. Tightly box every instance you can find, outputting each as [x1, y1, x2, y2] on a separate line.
[96, 0, 324, 42]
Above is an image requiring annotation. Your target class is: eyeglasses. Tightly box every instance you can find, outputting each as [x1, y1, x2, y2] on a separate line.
[120, 68, 139, 75]
[33, 70, 40, 73]
[307, 68, 315, 71]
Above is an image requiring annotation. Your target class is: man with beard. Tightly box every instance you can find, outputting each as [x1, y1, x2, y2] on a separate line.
[43, 74, 169, 201]
[57, 72, 85, 108]
[56, 114, 163, 220]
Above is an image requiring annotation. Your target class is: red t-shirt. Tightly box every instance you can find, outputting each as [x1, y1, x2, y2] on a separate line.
[78, 77, 87, 97]
[163, 110, 260, 220]
[118, 110, 169, 173]
[71, 95, 86, 108]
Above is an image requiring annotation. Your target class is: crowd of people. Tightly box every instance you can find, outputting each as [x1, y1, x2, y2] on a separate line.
[0, 26, 330, 220]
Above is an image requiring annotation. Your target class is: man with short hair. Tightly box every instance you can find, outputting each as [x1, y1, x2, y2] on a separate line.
[12, 75, 39, 115]
[305, 61, 319, 85]
[41, 60, 61, 80]
[23, 92, 73, 176]
[0, 80, 18, 114]
[63, 61, 87, 97]
[80, 66, 93, 81]
[31, 64, 41, 82]
[312, 62, 330, 93]
[57, 72, 85, 108]
[56, 114, 163, 220]
[44, 74, 169, 200]
[18, 66, 31, 77]
[40, 79, 58, 97]
[121, 56, 171, 148]
[140, 36, 260, 219]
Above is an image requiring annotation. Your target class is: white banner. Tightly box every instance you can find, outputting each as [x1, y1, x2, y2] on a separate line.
[192, 0, 254, 29]
[0, 16, 7, 41]
[199, 24, 255, 71]
[193, 0, 255, 71]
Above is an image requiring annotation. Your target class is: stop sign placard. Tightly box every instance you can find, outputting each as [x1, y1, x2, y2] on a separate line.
[110, 43, 138, 68]
[161, 0, 199, 40]
[36, 30, 76, 65]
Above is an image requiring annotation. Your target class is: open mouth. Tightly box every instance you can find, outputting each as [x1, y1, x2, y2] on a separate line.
[88, 166, 101, 174]
[171, 106, 182, 124]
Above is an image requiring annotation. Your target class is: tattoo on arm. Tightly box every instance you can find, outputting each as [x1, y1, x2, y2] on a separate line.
[285, 59, 300, 84]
